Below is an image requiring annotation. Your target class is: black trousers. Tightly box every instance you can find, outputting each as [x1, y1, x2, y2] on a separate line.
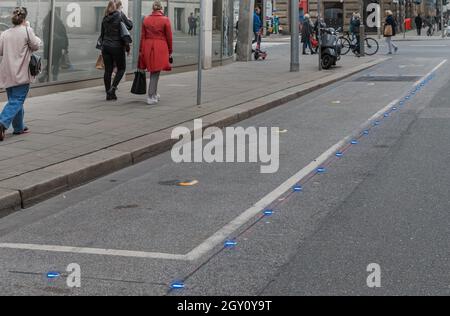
[102, 46, 126, 92]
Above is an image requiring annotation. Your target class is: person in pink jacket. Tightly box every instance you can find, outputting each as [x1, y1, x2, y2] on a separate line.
[0, 7, 41, 141]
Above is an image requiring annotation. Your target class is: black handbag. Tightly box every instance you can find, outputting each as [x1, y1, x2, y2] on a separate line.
[26, 27, 42, 76]
[131, 71, 147, 95]
[120, 22, 132, 45]
[96, 35, 103, 50]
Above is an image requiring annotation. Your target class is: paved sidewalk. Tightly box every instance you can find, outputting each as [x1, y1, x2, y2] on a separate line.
[0, 44, 383, 213]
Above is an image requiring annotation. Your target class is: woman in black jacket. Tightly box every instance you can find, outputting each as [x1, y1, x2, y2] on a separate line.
[100, 0, 133, 100]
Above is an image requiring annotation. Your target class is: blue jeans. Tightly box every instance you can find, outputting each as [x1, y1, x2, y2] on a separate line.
[0, 84, 30, 133]
[303, 39, 313, 53]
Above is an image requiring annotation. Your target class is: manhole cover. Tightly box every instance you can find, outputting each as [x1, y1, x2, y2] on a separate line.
[354, 76, 422, 82]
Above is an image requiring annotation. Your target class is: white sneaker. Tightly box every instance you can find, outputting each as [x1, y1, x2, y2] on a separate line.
[156, 94, 161, 101]
[147, 96, 158, 105]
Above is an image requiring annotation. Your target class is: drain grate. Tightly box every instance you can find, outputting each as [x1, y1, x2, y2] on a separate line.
[354, 75, 422, 82]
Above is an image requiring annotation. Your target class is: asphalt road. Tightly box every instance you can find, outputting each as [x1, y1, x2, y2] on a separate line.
[0, 40, 448, 296]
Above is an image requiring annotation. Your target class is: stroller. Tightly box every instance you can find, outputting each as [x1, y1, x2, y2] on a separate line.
[252, 31, 267, 60]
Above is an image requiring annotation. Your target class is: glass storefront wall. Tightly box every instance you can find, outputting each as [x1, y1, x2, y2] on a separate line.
[0, 0, 235, 87]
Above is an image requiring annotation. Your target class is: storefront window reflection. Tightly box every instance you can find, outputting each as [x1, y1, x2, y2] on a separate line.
[0, 0, 234, 88]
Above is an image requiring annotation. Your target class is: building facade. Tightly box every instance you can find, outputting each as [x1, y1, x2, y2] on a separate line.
[0, 0, 235, 87]
[267, 0, 442, 34]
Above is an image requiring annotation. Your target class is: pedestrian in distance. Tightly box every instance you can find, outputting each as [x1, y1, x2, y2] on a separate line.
[253, 6, 263, 45]
[273, 15, 280, 34]
[188, 12, 196, 36]
[138, 0, 173, 105]
[301, 14, 315, 55]
[349, 12, 358, 43]
[99, 0, 133, 101]
[350, 13, 361, 57]
[194, 14, 199, 37]
[384, 10, 398, 55]
[425, 16, 434, 36]
[415, 14, 423, 36]
[0, 7, 41, 141]
[314, 17, 326, 35]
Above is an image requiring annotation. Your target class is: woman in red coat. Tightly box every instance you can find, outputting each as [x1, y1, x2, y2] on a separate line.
[138, 0, 173, 105]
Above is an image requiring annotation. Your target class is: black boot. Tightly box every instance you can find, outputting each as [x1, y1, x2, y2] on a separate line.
[107, 87, 117, 101]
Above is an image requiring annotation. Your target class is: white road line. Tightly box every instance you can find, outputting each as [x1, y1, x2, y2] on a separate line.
[409, 44, 448, 47]
[0, 60, 447, 261]
[0, 243, 189, 261]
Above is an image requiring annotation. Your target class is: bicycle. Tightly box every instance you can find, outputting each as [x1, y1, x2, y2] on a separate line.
[339, 31, 379, 56]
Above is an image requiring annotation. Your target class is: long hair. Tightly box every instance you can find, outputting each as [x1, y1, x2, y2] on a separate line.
[104, 0, 117, 17]
[115, 0, 123, 11]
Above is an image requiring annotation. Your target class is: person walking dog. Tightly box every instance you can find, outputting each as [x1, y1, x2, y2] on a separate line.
[0, 7, 41, 141]
[138, 0, 173, 105]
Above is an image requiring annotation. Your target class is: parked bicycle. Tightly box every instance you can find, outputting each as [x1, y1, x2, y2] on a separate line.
[338, 30, 379, 56]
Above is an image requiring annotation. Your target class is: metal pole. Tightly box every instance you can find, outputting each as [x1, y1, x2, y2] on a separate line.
[290, 0, 299, 72]
[262, 0, 268, 37]
[377, 0, 382, 40]
[441, 0, 445, 38]
[318, 0, 322, 70]
[197, 0, 205, 105]
[48, 0, 56, 82]
[132, 0, 142, 70]
[360, 0, 365, 56]
[404, 2, 407, 39]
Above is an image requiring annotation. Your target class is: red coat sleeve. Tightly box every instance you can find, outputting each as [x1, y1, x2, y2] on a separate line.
[139, 20, 146, 54]
[165, 18, 173, 55]
[138, 20, 146, 69]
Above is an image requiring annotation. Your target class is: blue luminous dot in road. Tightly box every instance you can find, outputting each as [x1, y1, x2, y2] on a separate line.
[363, 130, 370, 135]
[170, 282, 185, 290]
[224, 240, 238, 248]
[384, 113, 390, 117]
[293, 185, 303, 192]
[405, 96, 410, 100]
[263, 209, 274, 217]
[46, 272, 60, 280]
[351, 140, 358, 145]
[399, 101, 405, 106]
[392, 107, 397, 111]
[336, 152, 344, 158]
[374, 121, 380, 126]
[316, 167, 326, 174]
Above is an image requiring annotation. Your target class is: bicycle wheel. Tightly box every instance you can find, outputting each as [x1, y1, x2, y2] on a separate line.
[339, 37, 351, 55]
[364, 37, 379, 56]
